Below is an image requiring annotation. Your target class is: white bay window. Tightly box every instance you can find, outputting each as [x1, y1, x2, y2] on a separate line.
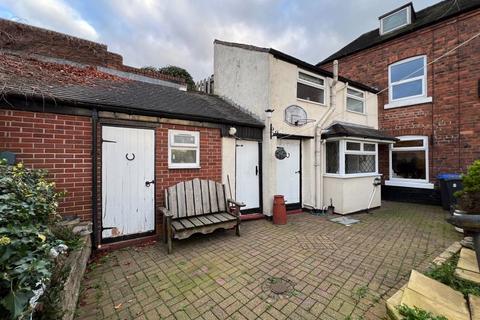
[325, 140, 378, 176]
[168, 130, 200, 169]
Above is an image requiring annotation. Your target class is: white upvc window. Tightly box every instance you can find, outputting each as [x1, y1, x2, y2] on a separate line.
[346, 87, 365, 114]
[168, 130, 200, 169]
[325, 139, 378, 177]
[380, 6, 411, 35]
[386, 135, 433, 189]
[388, 56, 429, 107]
[297, 70, 325, 105]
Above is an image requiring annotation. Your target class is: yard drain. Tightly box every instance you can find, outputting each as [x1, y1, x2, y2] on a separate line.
[262, 277, 295, 301]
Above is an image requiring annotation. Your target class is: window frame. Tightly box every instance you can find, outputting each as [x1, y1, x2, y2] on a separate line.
[296, 69, 326, 105]
[346, 86, 366, 114]
[324, 139, 379, 178]
[380, 6, 411, 35]
[168, 129, 200, 169]
[387, 135, 433, 189]
[388, 55, 427, 104]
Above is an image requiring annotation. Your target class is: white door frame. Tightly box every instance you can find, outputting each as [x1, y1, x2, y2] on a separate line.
[101, 124, 156, 243]
[235, 140, 262, 213]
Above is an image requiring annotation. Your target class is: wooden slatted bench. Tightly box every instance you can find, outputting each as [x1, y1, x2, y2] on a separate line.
[160, 178, 245, 254]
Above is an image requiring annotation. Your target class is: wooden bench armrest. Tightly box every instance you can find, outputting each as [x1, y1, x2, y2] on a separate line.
[159, 207, 174, 217]
[227, 199, 246, 207]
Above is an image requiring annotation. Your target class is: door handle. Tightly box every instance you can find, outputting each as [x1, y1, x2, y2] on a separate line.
[295, 170, 301, 174]
[145, 180, 155, 187]
[255, 166, 259, 176]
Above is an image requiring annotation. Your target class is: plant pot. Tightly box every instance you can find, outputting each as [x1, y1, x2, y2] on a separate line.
[453, 209, 466, 233]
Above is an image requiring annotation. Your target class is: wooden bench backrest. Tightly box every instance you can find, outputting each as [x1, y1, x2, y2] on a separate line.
[165, 178, 229, 219]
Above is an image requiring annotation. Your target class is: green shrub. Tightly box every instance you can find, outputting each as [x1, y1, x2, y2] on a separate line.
[455, 160, 480, 213]
[425, 253, 480, 297]
[397, 304, 447, 320]
[0, 161, 65, 319]
[50, 224, 83, 251]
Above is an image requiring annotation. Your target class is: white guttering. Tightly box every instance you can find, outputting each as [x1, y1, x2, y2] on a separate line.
[314, 60, 338, 210]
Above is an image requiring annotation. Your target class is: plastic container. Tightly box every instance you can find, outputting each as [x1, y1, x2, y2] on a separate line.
[437, 173, 463, 211]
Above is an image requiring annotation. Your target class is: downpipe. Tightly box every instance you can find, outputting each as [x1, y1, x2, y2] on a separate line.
[314, 60, 338, 210]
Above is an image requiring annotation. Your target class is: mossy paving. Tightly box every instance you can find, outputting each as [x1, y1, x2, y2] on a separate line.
[75, 201, 461, 319]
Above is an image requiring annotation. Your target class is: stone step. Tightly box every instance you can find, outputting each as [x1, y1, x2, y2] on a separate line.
[456, 248, 480, 284]
[385, 270, 470, 320]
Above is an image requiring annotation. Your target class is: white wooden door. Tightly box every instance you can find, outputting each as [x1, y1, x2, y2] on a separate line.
[102, 126, 155, 239]
[276, 139, 300, 205]
[236, 140, 260, 211]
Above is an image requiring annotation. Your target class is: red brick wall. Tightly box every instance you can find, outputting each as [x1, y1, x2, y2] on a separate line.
[1, 109, 223, 241]
[320, 10, 480, 182]
[0, 110, 93, 220]
[0, 19, 186, 85]
[154, 123, 222, 207]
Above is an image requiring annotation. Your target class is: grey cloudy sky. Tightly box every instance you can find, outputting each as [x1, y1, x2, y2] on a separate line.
[0, 0, 438, 81]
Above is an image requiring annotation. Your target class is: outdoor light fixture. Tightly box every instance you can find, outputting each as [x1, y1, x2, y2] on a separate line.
[265, 109, 278, 139]
[265, 109, 274, 118]
[228, 127, 237, 136]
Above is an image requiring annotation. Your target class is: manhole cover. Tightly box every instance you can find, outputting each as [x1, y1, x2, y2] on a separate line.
[261, 277, 296, 302]
[270, 280, 290, 294]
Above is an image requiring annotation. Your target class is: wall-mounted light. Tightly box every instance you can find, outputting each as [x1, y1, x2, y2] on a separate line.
[265, 109, 274, 119]
[228, 127, 237, 136]
[265, 109, 278, 139]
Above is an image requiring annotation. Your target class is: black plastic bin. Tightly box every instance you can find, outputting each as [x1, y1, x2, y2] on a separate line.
[437, 173, 463, 211]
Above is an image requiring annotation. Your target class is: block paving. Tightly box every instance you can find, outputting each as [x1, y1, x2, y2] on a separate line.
[76, 201, 461, 319]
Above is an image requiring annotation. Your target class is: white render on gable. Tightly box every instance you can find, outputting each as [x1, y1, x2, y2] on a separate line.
[215, 41, 382, 215]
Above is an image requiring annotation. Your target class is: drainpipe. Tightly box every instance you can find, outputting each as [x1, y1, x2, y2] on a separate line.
[91, 108, 98, 250]
[314, 60, 338, 210]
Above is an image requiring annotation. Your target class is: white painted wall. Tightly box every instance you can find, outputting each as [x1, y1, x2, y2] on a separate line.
[214, 41, 380, 215]
[221, 137, 236, 198]
[214, 44, 270, 119]
[323, 175, 381, 214]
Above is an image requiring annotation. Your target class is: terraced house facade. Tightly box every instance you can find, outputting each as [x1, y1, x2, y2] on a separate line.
[318, 0, 480, 204]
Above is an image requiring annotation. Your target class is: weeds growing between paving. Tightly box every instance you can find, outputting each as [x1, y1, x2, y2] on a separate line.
[425, 253, 480, 297]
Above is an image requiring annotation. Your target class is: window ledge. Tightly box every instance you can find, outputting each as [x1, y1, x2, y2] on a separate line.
[346, 109, 367, 116]
[385, 180, 434, 189]
[168, 166, 201, 170]
[324, 173, 381, 179]
[296, 98, 327, 107]
[384, 96, 432, 109]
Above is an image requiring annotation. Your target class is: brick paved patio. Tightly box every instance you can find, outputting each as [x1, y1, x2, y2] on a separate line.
[76, 201, 461, 320]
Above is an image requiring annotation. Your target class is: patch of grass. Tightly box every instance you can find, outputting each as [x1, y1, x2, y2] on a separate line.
[352, 285, 368, 302]
[425, 253, 480, 297]
[396, 304, 447, 320]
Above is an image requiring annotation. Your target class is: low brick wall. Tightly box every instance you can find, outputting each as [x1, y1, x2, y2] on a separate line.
[62, 235, 92, 320]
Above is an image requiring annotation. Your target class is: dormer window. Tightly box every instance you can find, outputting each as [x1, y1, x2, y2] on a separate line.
[380, 4, 412, 35]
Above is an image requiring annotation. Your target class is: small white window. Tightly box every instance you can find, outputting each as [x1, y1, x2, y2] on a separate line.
[380, 6, 411, 35]
[297, 71, 325, 104]
[346, 87, 365, 114]
[168, 130, 200, 169]
[389, 56, 426, 103]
